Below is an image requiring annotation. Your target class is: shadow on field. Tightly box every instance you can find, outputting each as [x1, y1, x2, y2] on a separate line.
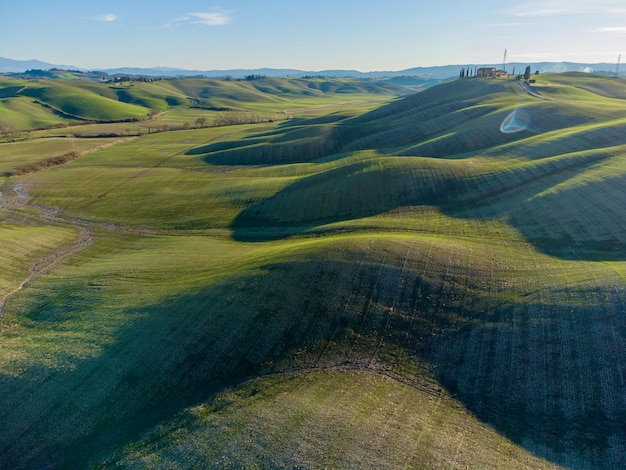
[1, 253, 625, 468]
[502, 174, 626, 261]
[230, 148, 626, 260]
[229, 159, 456, 241]
[0, 258, 455, 468]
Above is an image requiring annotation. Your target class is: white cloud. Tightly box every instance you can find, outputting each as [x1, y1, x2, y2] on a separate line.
[512, 1, 626, 17]
[91, 13, 117, 22]
[515, 8, 573, 17]
[178, 9, 232, 26]
[594, 26, 626, 34]
[482, 23, 523, 27]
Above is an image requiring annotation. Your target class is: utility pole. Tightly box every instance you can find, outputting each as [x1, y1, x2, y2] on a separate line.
[503, 49, 508, 73]
[616, 54, 622, 77]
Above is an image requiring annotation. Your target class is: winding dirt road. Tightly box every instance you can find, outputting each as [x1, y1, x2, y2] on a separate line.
[0, 184, 96, 319]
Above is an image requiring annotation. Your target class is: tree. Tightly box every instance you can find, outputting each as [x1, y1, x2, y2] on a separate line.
[524, 66, 531, 81]
[195, 117, 207, 128]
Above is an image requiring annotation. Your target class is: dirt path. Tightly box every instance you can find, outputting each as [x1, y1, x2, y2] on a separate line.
[0, 183, 97, 319]
[518, 80, 551, 100]
[0, 225, 93, 320]
[0, 180, 155, 320]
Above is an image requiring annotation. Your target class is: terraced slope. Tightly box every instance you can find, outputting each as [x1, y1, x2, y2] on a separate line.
[0, 73, 625, 468]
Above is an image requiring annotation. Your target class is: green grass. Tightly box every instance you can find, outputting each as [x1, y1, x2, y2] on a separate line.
[108, 370, 557, 469]
[0, 73, 625, 468]
[0, 223, 78, 299]
[533, 72, 626, 98]
[2, 78, 403, 138]
[0, 137, 118, 176]
[18, 81, 150, 121]
[0, 96, 72, 131]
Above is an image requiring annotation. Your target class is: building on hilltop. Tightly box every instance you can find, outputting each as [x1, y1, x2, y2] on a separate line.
[477, 67, 508, 78]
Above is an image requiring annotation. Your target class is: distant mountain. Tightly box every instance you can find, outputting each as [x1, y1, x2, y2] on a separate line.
[0, 56, 79, 73]
[0, 56, 620, 79]
[103, 66, 308, 78]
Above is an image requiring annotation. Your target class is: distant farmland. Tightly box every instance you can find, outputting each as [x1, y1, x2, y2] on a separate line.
[0, 73, 625, 469]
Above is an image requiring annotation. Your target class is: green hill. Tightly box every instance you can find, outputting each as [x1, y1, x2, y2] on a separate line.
[0, 73, 625, 468]
[18, 81, 150, 121]
[0, 76, 410, 133]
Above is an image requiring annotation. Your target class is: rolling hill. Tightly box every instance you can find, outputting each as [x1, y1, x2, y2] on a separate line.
[0, 72, 625, 468]
[0, 76, 410, 133]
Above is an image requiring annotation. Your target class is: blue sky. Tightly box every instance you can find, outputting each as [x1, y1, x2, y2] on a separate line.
[2, 0, 625, 71]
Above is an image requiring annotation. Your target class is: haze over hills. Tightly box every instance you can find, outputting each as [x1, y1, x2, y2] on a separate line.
[0, 56, 621, 79]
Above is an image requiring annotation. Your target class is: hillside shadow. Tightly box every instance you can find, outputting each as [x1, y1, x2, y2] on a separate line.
[450, 169, 626, 261]
[183, 113, 353, 166]
[0, 259, 435, 468]
[2, 257, 624, 468]
[230, 151, 626, 261]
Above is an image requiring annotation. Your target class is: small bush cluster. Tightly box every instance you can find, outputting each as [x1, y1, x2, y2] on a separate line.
[213, 112, 267, 127]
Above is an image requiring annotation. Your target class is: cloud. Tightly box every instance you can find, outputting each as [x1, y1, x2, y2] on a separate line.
[178, 9, 232, 26]
[515, 8, 579, 17]
[515, 5, 586, 16]
[594, 26, 626, 34]
[512, 1, 626, 17]
[91, 13, 117, 22]
[481, 23, 523, 27]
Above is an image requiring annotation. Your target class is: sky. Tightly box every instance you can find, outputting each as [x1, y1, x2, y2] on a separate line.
[1, 0, 625, 71]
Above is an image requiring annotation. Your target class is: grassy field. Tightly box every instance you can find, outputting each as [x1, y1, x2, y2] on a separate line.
[0, 73, 625, 468]
[0, 137, 121, 176]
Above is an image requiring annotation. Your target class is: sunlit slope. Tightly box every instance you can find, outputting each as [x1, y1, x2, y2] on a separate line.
[164, 77, 409, 111]
[0, 96, 72, 130]
[536, 71, 626, 98]
[17, 80, 149, 121]
[108, 370, 556, 469]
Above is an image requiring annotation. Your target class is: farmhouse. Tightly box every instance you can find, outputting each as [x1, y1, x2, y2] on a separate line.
[477, 67, 508, 78]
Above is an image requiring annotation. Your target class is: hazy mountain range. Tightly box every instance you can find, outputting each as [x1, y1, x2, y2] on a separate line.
[0, 56, 620, 79]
